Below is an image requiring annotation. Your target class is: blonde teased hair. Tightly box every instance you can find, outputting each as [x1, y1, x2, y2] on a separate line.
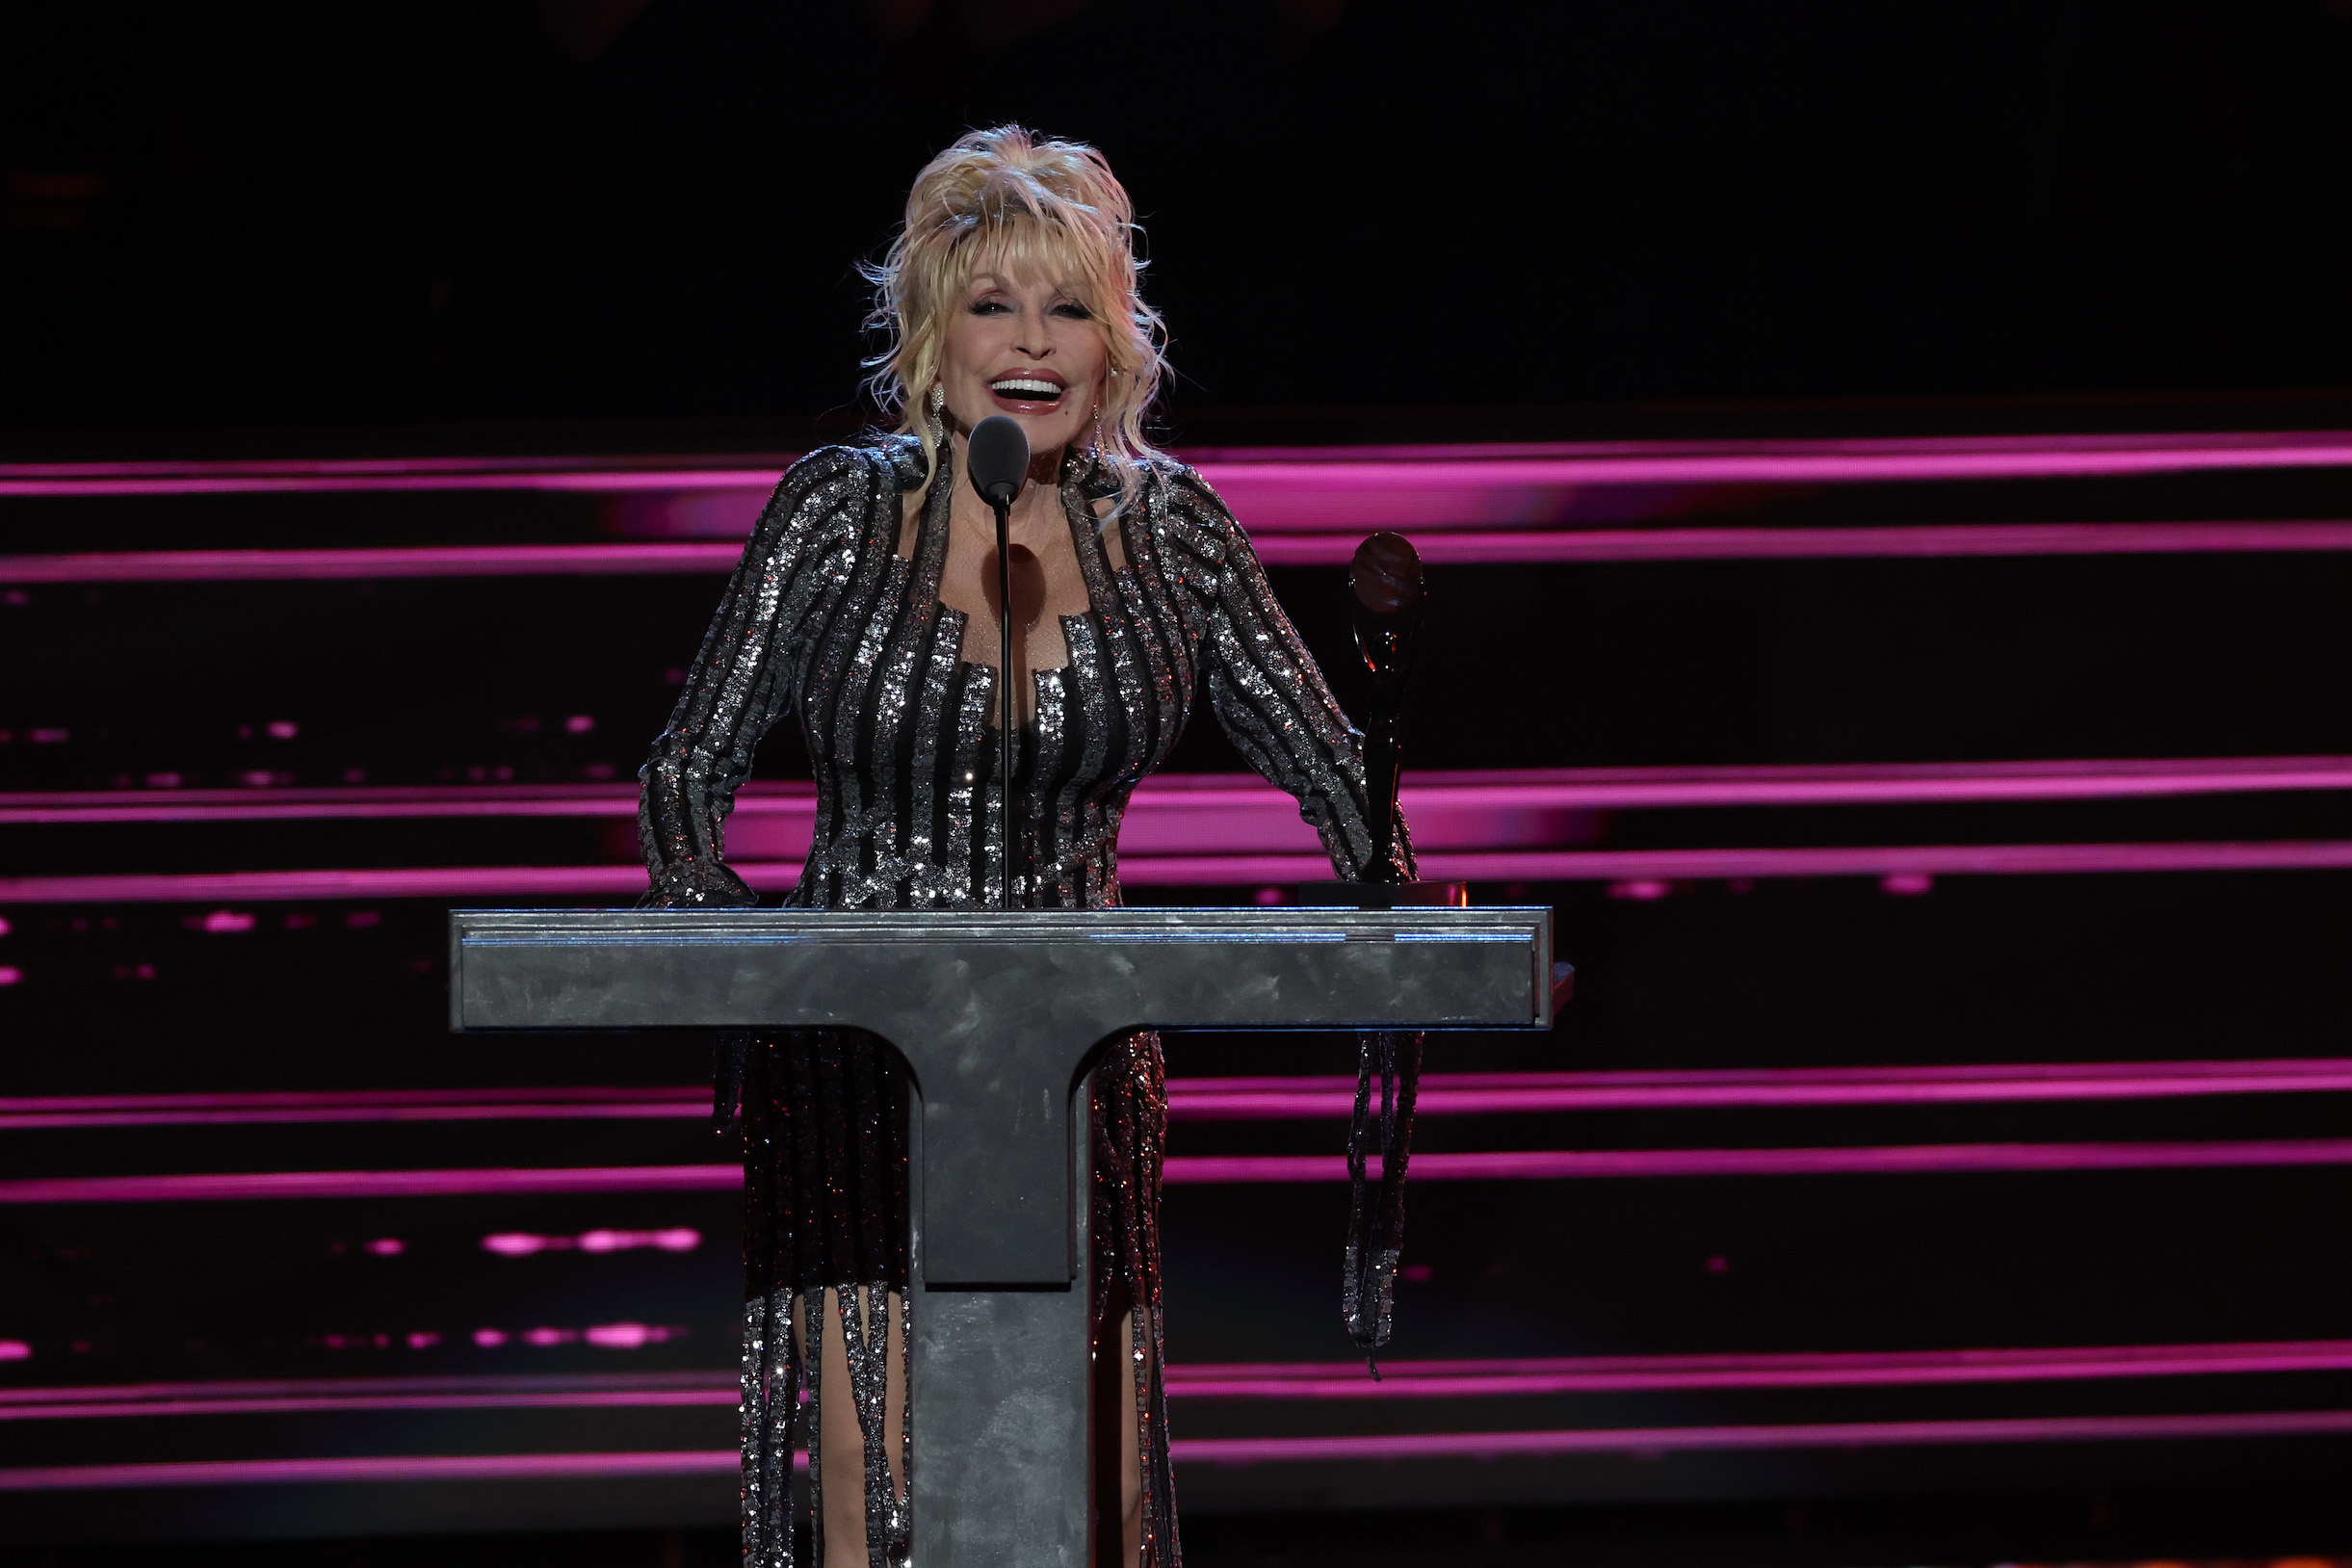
[862, 126, 1169, 512]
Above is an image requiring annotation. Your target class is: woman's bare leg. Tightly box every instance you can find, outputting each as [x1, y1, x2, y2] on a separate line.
[813, 1286, 908, 1568]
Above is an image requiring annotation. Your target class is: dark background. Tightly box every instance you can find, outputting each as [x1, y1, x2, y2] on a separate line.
[9, 0, 2352, 442]
[11, 4, 2352, 1567]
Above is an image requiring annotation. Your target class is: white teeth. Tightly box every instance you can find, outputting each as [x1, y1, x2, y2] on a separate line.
[991, 379, 1062, 398]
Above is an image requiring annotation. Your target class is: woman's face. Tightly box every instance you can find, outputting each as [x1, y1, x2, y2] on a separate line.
[936, 266, 1109, 461]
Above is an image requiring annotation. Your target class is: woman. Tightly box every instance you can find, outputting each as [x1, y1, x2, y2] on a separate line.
[638, 125, 1411, 1568]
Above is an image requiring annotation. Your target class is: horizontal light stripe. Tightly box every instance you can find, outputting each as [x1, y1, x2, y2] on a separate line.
[6, 1406, 2351, 1489]
[24, 519, 2352, 582]
[17, 838, 2352, 903]
[0, 1085, 711, 1131]
[1164, 1340, 2352, 1398]
[12, 432, 2352, 500]
[0, 864, 659, 903]
[7, 1339, 2347, 1421]
[17, 756, 2352, 829]
[1173, 1407, 2352, 1464]
[0, 1449, 742, 1491]
[1164, 1139, 2352, 1183]
[0, 1371, 733, 1408]
[0, 543, 745, 583]
[8, 1059, 2348, 1131]
[1262, 519, 2352, 564]
[0, 1165, 740, 1204]
[12, 1138, 2352, 1203]
[0, 1391, 729, 1428]
[0, 1388, 736, 1422]
[1156, 841, 2352, 885]
[1169, 1059, 2352, 1118]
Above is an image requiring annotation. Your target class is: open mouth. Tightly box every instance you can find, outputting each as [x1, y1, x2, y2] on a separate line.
[988, 376, 1066, 409]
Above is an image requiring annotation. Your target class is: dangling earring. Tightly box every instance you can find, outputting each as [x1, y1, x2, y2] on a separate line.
[925, 382, 947, 450]
[1089, 402, 1104, 454]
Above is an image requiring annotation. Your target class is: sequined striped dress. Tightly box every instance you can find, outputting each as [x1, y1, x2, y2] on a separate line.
[637, 434, 1407, 1568]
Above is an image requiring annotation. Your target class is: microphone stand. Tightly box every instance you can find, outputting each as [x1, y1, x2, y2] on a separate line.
[1358, 660, 1407, 887]
[1319, 531, 1463, 911]
[965, 413, 1031, 912]
[992, 495, 1015, 910]
[1351, 532, 1422, 890]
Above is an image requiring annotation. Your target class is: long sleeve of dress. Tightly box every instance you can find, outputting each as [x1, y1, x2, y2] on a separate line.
[1166, 468, 1415, 883]
[638, 447, 878, 907]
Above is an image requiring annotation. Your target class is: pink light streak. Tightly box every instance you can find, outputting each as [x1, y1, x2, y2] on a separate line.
[1250, 519, 2352, 565]
[1171, 1408, 2352, 1465]
[6, 1406, 2352, 1489]
[1167, 1058, 2352, 1119]
[1170, 1340, 2352, 1397]
[0, 1165, 739, 1204]
[481, 1227, 701, 1256]
[0, 1375, 736, 1423]
[13, 1137, 2352, 1204]
[1161, 1139, 2352, 1185]
[0, 864, 656, 903]
[0, 543, 743, 583]
[1133, 839, 2352, 887]
[3, 1338, 2343, 1423]
[19, 836, 2352, 904]
[16, 756, 2352, 826]
[0, 1085, 707, 1132]
[25, 520, 2352, 580]
[11, 431, 2352, 501]
[0, 456, 790, 498]
[7, 1058, 2345, 1132]
[0, 1449, 745, 1492]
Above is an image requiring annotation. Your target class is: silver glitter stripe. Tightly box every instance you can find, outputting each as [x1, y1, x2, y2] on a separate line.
[798, 454, 905, 905]
[892, 460, 960, 905]
[1065, 484, 1152, 793]
[1055, 618, 1110, 909]
[839, 1286, 900, 1568]
[833, 552, 913, 886]
[864, 559, 928, 889]
[946, 668, 992, 905]
[640, 451, 870, 902]
[1113, 564, 1175, 773]
[1122, 511, 1195, 748]
[740, 1294, 770, 1567]
[1175, 476, 1384, 878]
[904, 612, 963, 896]
[1029, 667, 1068, 906]
[801, 1287, 825, 1568]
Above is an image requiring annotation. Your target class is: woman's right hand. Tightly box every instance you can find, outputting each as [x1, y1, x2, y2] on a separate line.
[638, 860, 759, 908]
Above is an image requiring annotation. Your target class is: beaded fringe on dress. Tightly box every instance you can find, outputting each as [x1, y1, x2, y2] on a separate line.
[737, 1028, 1177, 1568]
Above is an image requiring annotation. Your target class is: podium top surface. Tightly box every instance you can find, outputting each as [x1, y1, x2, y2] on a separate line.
[449, 904, 1556, 1033]
[454, 904, 1543, 942]
[449, 903, 1557, 1286]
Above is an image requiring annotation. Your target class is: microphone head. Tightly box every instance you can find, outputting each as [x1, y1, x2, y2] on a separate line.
[1348, 532, 1424, 624]
[967, 415, 1031, 507]
[1348, 532, 1423, 687]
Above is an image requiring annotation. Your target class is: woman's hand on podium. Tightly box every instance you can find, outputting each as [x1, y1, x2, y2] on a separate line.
[638, 860, 759, 908]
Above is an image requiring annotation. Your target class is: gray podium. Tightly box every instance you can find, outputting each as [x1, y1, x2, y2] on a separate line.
[449, 905, 1556, 1566]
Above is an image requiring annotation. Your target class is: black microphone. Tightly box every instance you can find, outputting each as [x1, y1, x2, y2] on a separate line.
[1348, 531, 1424, 687]
[967, 415, 1030, 909]
[1348, 533, 1424, 885]
[967, 415, 1030, 507]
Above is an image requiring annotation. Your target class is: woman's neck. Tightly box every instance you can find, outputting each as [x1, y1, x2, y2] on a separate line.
[945, 431, 1066, 552]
